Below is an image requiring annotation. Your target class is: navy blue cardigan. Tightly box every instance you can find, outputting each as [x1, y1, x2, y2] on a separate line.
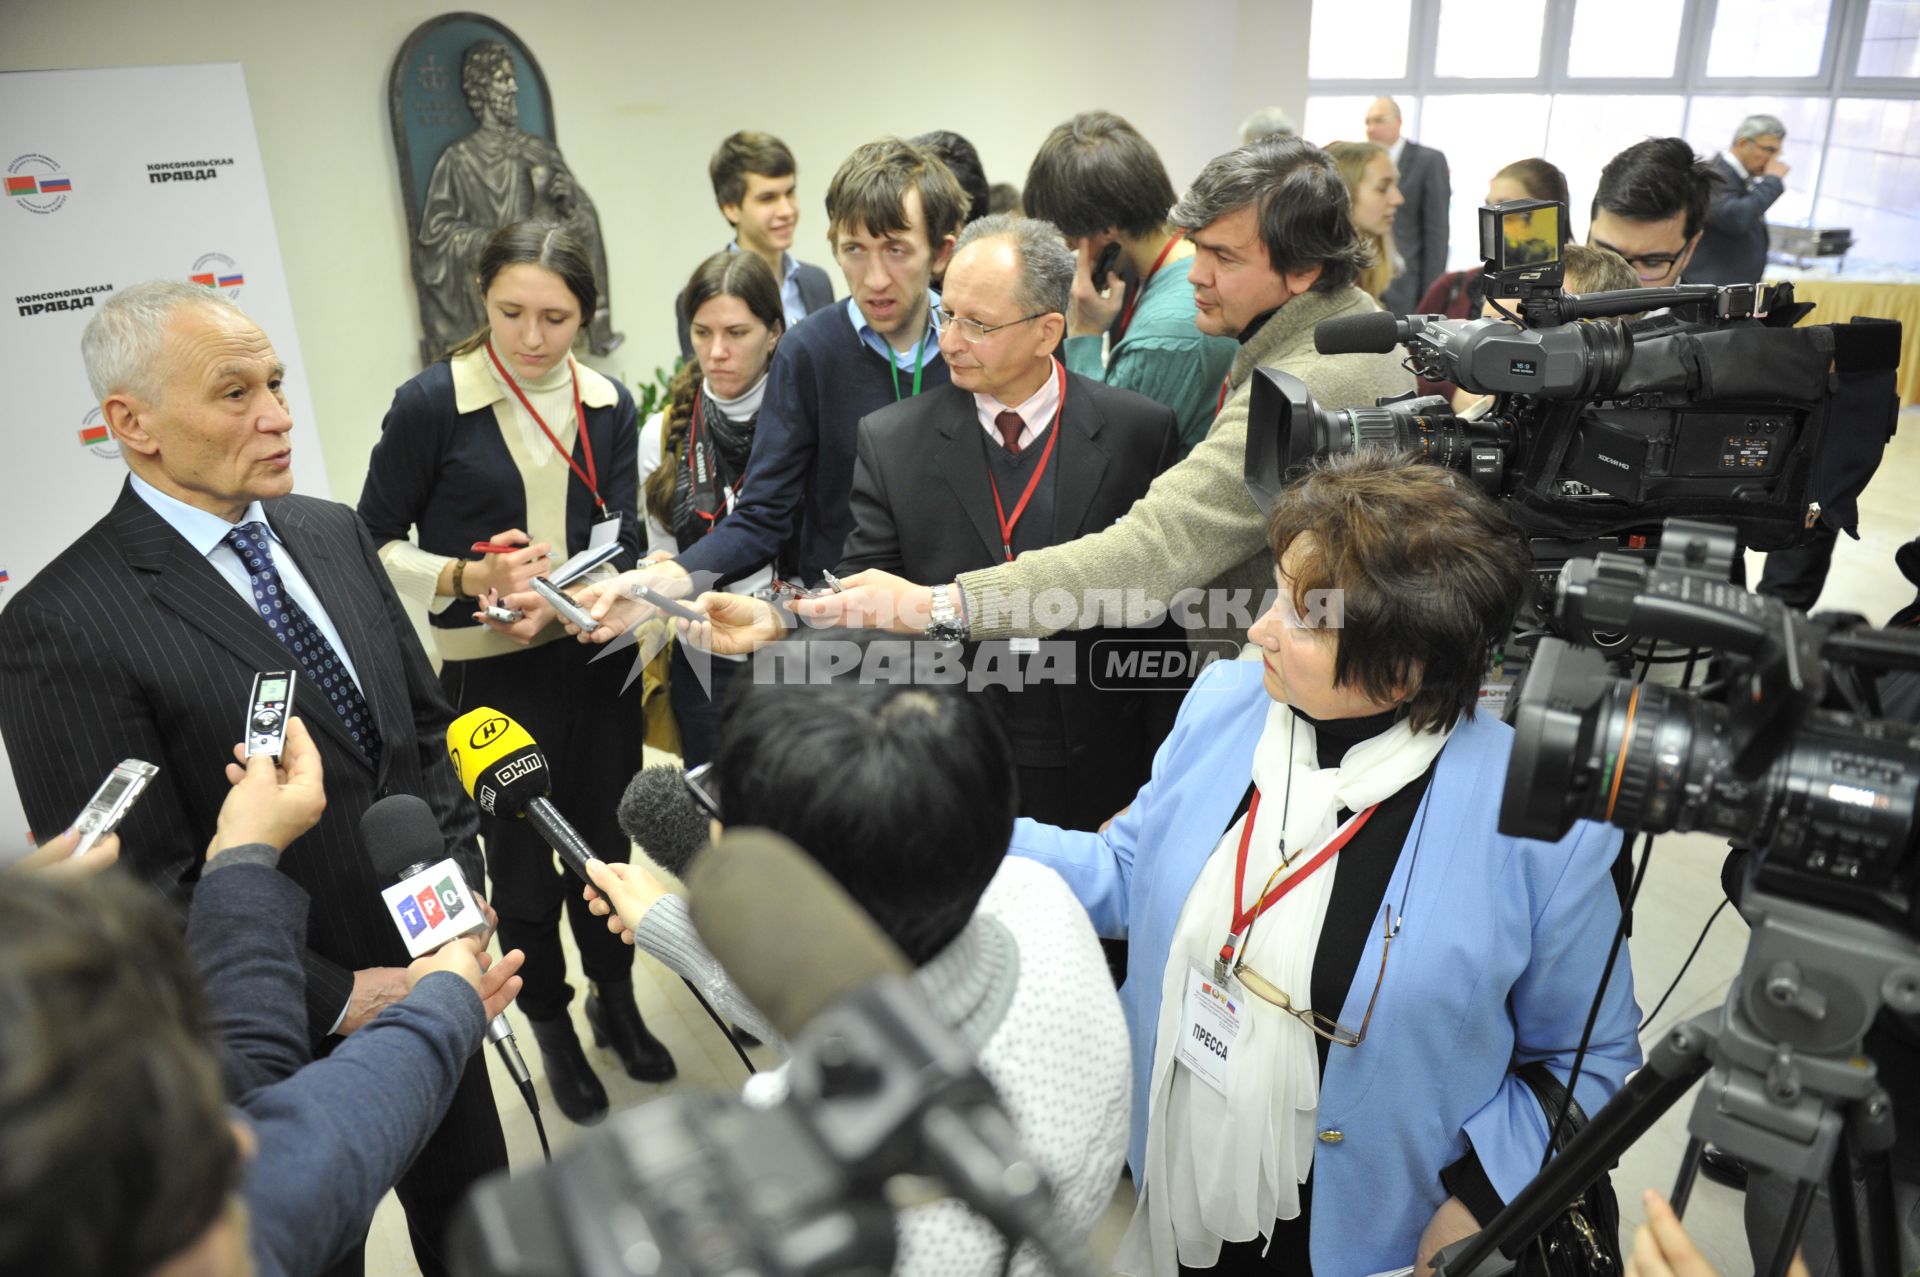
[357, 358, 642, 633]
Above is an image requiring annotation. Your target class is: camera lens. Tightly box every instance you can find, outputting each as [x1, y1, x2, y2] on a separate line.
[1504, 640, 1733, 841]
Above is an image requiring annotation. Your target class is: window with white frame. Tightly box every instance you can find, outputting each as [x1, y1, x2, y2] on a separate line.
[1305, 0, 1918, 276]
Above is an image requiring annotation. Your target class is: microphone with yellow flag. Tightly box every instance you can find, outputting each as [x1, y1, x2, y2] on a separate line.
[448, 706, 601, 879]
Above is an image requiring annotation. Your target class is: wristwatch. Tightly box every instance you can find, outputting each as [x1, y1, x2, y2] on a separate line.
[926, 584, 968, 643]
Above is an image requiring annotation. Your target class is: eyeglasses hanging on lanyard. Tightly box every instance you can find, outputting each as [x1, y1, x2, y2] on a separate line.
[485, 341, 609, 518]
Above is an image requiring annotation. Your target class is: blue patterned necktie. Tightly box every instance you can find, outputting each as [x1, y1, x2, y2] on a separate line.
[223, 522, 382, 771]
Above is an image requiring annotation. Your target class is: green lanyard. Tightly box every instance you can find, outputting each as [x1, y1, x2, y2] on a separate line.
[887, 334, 926, 402]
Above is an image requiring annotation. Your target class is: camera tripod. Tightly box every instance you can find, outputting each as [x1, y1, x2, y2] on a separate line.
[1432, 886, 1920, 1277]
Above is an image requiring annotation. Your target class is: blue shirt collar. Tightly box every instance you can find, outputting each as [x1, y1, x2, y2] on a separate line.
[846, 290, 941, 370]
[128, 472, 274, 557]
[724, 238, 800, 285]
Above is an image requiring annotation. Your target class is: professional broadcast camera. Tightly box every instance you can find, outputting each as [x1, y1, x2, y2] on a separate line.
[1243, 199, 1899, 592]
[1431, 520, 1920, 1277]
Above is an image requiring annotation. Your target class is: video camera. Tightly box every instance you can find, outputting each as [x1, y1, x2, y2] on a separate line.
[1503, 518, 1920, 933]
[1431, 521, 1920, 1277]
[1242, 198, 1894, 598]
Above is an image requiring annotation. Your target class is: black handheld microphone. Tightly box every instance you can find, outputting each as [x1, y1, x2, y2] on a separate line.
[359, 795, 533, 1100]
[616, 766, 712, 878]
[1313, 309, 1412, 355]
[446, 708, 599, 882]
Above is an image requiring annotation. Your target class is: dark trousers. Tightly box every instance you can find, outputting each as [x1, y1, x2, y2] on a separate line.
[314, 1043, 508, 1277]
[669, 642, 742, 768]
[440, 637, 642, 1021]
[1757, 522, 1840, 612]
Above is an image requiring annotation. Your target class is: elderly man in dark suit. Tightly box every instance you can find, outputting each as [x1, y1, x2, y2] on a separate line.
[1368, 96, 1452, 316]
[839, 215, 1185, 832]
[1688, 113, 1790, 286]
[0, 280, 502, 1277]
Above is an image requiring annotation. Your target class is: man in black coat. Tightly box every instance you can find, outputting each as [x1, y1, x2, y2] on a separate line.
[0, 280, 503, 1277]
[839, 215, 1186, 831]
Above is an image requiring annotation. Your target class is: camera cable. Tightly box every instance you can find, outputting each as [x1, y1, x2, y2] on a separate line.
[1637, 897, 1733, 1038]
[1539, 829, 1655, 1173]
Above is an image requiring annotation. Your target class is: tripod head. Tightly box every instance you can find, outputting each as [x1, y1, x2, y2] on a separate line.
[1432, 881, 1920, 1277]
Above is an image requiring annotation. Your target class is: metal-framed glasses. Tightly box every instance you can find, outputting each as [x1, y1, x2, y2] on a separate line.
[1234, 897, 1399, 1048]
[682, 761, 722, 822]
[935, 308, 1048, 344]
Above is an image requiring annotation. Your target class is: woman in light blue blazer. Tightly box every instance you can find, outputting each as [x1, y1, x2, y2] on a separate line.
[1012, 452, 1642, 1277]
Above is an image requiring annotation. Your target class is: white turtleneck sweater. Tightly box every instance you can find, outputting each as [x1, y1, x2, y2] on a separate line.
[637, 374, 774, 598]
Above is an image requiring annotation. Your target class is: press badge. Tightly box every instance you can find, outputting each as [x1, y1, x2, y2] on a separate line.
[1176, 958, 1242, 1095]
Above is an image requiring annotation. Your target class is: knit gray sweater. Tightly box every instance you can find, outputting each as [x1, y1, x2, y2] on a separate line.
[956, 286, 1412, 652]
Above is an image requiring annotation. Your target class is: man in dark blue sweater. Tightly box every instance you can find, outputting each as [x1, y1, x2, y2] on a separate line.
[0, 718, 526, 1277]
[575, 138, 971, 632]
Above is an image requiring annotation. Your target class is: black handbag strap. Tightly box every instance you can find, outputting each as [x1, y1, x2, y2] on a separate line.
[1516, 1060, 1588, 1154]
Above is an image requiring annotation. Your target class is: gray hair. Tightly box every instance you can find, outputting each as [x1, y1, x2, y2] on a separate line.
[1734, 113, 1787, 143]
[1238, 106, 1298, 145]
[80, 280, 244, 403]
[954, 213, 1076, 317]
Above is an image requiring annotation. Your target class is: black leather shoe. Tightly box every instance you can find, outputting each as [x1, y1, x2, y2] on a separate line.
[1699, 1143, 1750, 1192]
[525, 1014, 608, 1125]
[586, 981, 677, 1083]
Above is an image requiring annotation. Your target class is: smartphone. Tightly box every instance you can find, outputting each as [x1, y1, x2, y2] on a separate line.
[628, 580, 706, 624]
[68, 759, 158, 858]
[483, 604, 524, 624]
[1090, 242, 1123, 293]
[244, 670, 297, 760]
[529, 575, 604, 633]
[549, 539, 625, 588]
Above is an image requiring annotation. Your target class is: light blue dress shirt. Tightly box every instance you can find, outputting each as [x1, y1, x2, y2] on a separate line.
[128, 473, 366, 694]
[846, 291, 942, 371]
[724, 240, 811, 331]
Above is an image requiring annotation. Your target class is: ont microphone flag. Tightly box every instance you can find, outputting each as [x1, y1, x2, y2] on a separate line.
[447, 706, 545, 818]
[380, 856, 485, 958]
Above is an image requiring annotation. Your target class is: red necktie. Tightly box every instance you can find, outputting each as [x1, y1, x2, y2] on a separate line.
[995, 409, 1025, 455]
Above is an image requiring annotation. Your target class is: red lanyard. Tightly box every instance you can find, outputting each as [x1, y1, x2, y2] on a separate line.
[1216, 374, 1232, 417]
[686, 386, 744, 525]
[485, 342, 606, 515]
[1114, 232, 1181, 346]
[985, 360, 1067, 562]
[1226, 788, 1380, 941]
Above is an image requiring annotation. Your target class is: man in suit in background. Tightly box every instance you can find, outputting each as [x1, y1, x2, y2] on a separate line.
[1688, 113, 1790, 286]
[1367, 96, 1451, 315]
[676, 130, 834, 359]
[0, 280, 502, 1277]
[840, 215, 1184, 831]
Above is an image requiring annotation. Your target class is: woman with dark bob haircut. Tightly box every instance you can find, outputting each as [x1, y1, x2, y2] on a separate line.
[1011, 450, 1641, 1275]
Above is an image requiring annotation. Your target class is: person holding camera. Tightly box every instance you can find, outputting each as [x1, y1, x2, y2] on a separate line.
[1008, 451, 1641, 1274]
[0, 717, 526, 1277]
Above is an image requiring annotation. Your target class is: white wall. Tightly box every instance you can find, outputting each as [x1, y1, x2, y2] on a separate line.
[1, 0, 1309, 505]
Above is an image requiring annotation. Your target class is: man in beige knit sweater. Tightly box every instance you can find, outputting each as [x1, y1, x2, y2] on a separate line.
[577, 137, 1411, 656]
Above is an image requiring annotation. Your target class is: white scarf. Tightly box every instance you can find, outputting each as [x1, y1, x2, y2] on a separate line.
[1114, 696, 1450, 1274]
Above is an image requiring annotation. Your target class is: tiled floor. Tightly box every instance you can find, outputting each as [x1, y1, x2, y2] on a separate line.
[367, 411, 1919, 1276]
